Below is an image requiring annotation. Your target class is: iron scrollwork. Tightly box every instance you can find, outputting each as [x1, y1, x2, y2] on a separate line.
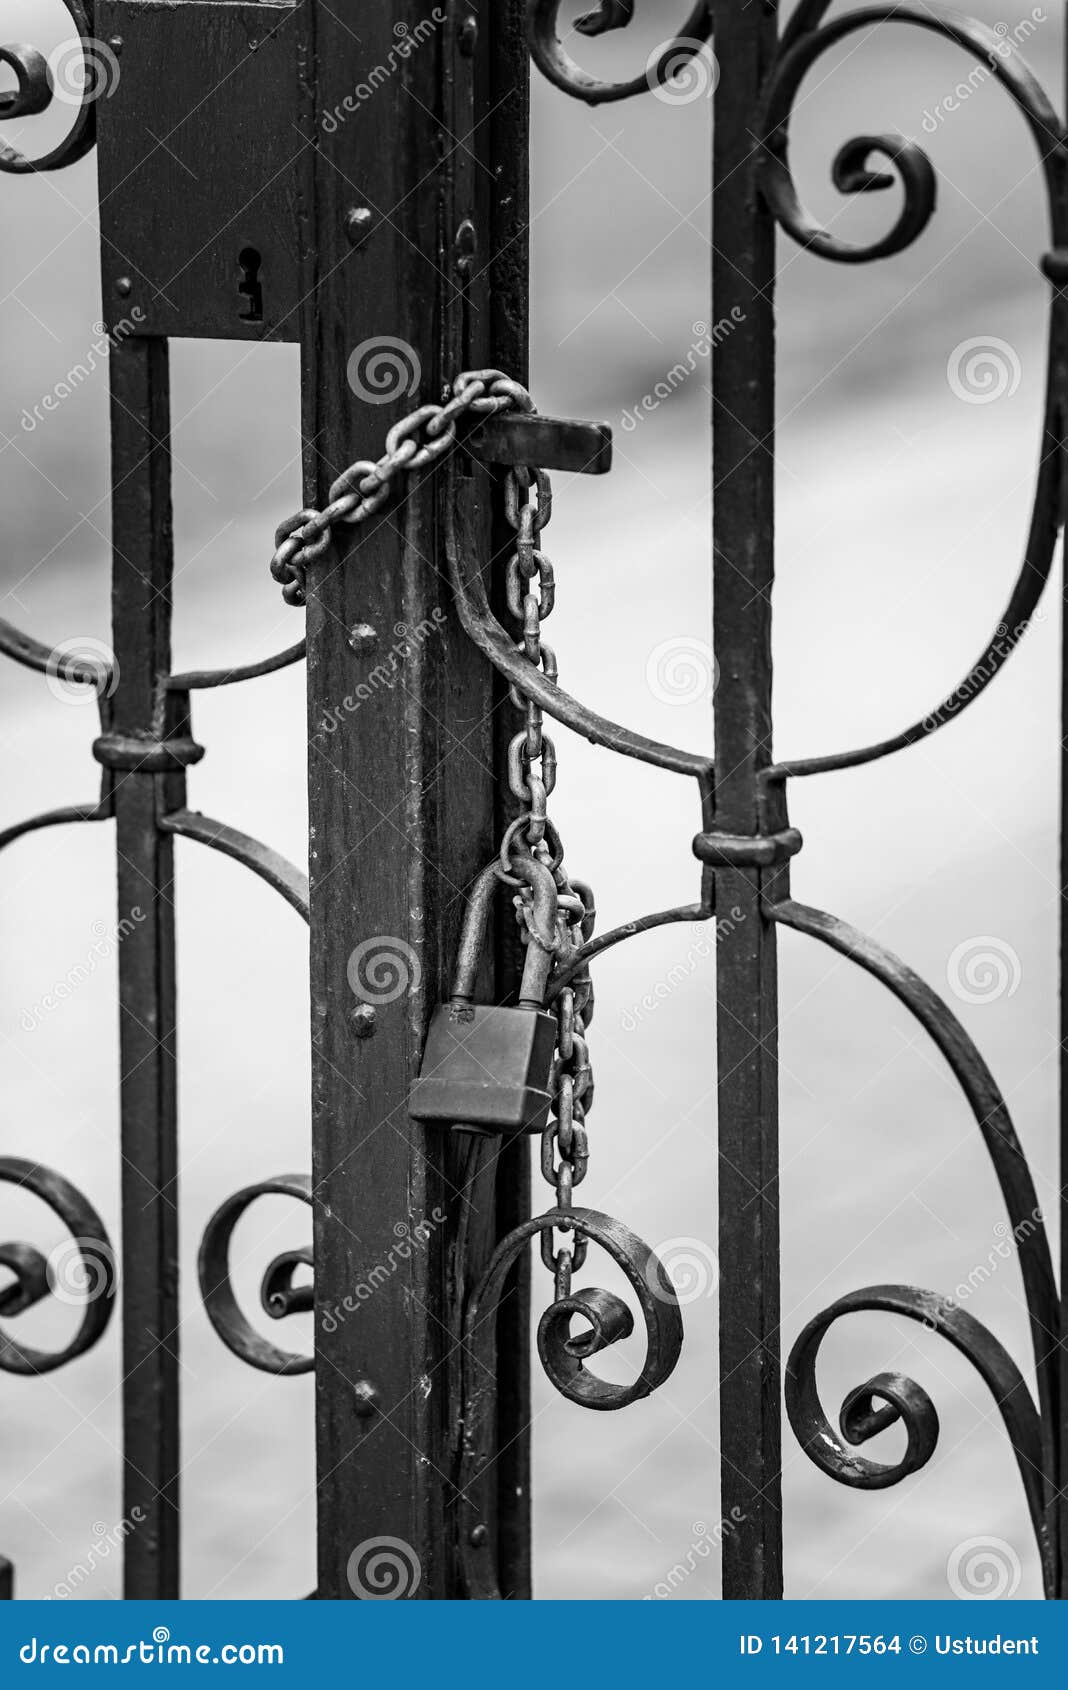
[752, 4, 1066, 1594]
[0, 1, 100, 174]
[0, 1157, 115, 1375]
[459, 1208, 684, 1599]
[525, 0, 714, 106]
[520, 0, 1068, 1597]
[198, 1175, 313, 1376]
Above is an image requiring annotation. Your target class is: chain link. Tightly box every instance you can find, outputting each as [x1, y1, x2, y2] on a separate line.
[492, 465, 598, 1295]
[269, 369, 537, 606]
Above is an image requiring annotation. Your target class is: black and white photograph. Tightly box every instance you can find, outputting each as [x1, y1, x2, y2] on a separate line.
[0, 0, 1066, 1636]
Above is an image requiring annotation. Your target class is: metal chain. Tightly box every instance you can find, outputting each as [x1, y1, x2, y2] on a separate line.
[269, 369, 536, 606]
[491, 467, 598, 1301]
[281, 358, 599, 1302]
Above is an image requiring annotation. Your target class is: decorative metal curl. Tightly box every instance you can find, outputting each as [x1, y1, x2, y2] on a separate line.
[0, 45, 51, 120]
[445, 463, 712, 785]
[755, 6, 1068, 780]
[768, 898, 1059, 1438]
[0, 3, 100, 174]
[0, 1157, 115, 1374]
[459, 1207, 683, 1598]
[526, 0, 713, 106]
[759, 6, 1063, 264]
[198, 1175, 312, 1375]
[159, 810, 310, 922]
[786, 1284, 1054, 1593]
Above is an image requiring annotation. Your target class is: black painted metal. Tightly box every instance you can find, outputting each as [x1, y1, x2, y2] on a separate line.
[1, 0, 1066, 1603]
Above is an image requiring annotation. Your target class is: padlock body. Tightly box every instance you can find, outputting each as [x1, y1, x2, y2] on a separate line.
[410, 1003, 558, 1134]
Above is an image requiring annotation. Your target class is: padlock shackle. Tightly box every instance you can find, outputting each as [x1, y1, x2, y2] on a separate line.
[449, 853, 560, 1008]
[511, 857, 559, 1010]
[450, 862, 501, 1005]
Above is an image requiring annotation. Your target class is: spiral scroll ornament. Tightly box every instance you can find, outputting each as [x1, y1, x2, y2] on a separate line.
[756, 6, 1068, 781]
[460, 1208, 683, 1597]
[0, 1158, 115, 1374]
[0, 2, 101, 173]
[526, 0, 714, 105]
[198, 1175, 313, 1374]
[785, 1285, 1054, 1593]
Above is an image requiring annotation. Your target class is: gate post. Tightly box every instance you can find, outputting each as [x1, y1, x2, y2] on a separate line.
[299, 0, 531, 1599]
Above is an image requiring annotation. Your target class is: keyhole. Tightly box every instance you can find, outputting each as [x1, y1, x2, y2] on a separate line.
[237, 246, 263, 323]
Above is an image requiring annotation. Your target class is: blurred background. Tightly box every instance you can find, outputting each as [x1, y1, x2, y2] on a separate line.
[0, 0, 1063, 1601]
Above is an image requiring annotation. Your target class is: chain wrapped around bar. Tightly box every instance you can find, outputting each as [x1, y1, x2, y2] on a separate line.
[270, 369, 535, 605]
[272, 365, 683, 1430]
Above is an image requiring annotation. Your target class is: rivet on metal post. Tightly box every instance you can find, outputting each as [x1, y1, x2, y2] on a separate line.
[352, 1380, 379, 1418]
[349, 1004, 377, 1039]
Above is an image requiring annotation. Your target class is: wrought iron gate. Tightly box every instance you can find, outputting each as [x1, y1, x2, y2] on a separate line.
[1, 0, 1065, 1601]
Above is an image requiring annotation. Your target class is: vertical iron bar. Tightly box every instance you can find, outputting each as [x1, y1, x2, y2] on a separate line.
[107, 336, 181, 1598]
[711, 0, 784, 1600]
[302, 0, 529, 1598]
[486, 3, 533, 1601]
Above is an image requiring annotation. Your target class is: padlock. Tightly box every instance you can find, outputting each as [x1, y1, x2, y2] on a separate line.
[409, 856, 560, 1135]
